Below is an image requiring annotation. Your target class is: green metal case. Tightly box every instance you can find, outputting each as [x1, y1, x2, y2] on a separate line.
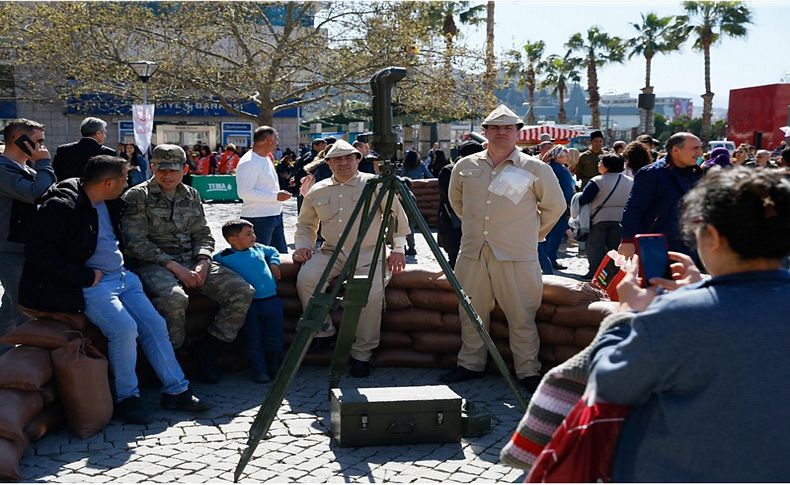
[330, 385, 462, 447]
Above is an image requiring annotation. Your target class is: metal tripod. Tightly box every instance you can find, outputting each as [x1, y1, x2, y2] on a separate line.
[233, 161, 529, 482]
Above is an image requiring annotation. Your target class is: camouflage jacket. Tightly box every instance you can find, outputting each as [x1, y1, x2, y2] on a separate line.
[120, 179, 214, 266]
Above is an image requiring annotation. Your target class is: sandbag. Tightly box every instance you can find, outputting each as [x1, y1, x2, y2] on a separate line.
[0, 318, 77, 349]
[411, 331, 462, 354]
[537, 323, 576, 346]
[542, 276, 603, 306]
[553, 345, 584, 364]
[19, 306, 88, 330]
[0, 346, 52, 392]
[24, 402, 64, 442]
[276, 258, 300, 281]
[439, 313, 462, 334]
[488, 320, 509, 339]
[574, 326, 600, 348]
[276, 281, 299, 297]
[408, 288, 459, 313]
[384, 287, 411, 311]
[551, 301, 616, 328]
[379, 331, 412, 349]
[51, 339, 113, 439]
[280, 296, 303, 317]
[0, 436, 28, 481]
[0, 388, 43, 443]
[372, 349, 437, 368]
[389, 268, 450, 290]
[536, 302, 558, 322]
[381, 308, 444, 333]
[438, 353, 458, 369]
[40, 382, 56, 405]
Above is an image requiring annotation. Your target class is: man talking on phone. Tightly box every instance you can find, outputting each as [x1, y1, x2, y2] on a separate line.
[0, 119, 56, 353]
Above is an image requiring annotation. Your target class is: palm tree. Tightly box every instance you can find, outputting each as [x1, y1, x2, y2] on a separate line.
[541, 52, 582, 124]
[566, 27, 625, 129]
[505, 40, 545, 125]
[629, 12, 689, 134]
[683, 1, 752, 141]
[423, 1, 486, 74]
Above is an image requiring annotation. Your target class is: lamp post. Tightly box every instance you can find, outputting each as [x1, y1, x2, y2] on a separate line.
[128, 60, 158, 105]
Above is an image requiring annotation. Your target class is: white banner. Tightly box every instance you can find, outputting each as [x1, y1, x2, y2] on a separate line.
[132, 104, 155, 155]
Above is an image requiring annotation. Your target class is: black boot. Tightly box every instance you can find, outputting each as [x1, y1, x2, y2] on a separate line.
[264, 352, 283, 380]
[195, 335, 224, 384]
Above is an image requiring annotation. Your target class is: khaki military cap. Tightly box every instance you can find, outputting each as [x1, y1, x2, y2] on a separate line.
[482, 104, 524, 130]
[324, 139, 361, 159]
[152, 144, 187, 170]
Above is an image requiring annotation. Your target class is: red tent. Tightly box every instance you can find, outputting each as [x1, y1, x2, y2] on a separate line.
[518, 125, 583, 144]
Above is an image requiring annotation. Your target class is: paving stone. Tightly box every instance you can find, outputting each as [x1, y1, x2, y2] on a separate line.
[447, 471, 479, 483]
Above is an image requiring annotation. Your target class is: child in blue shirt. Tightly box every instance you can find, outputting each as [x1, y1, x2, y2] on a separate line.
[213, 219, 284, 383]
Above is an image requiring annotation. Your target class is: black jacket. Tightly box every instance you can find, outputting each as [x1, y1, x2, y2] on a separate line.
[53, 138, 117, 181]
[18, 178, 126, 313]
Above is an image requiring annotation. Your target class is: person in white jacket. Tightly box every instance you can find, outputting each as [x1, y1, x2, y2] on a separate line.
[235, 126, 292, 253]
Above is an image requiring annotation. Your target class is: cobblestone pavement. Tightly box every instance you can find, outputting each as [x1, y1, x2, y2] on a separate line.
[19, 199, 591, 483]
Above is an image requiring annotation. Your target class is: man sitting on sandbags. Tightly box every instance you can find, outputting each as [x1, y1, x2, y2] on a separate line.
[293, 140, 410, 378]
[18, 155, 210, 424]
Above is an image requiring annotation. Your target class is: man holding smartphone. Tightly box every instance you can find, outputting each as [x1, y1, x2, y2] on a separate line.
[0, 119, 56, 353]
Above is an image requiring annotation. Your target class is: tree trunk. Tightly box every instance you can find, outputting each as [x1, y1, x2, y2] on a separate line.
[558, 83, 567, 124]
[640, 54, 654, 134]
[483, 1, 496, 110]
[257, 105, 274, 126]
[587, 55, 600, 128]
[701, 41, 714, 143]
[527, 83, 536, 125]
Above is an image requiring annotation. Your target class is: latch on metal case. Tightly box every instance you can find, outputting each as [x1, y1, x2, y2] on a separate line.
[360, 415, 368, 430]
[436, 412, 444, 425]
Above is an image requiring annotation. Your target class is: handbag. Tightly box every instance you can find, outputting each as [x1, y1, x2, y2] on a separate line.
[526, 394, 629, 483]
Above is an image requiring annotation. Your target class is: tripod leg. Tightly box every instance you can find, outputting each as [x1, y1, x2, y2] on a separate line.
[328, 186, 397, 389]
[393, 178, 528, 411]
[234, 180, 385, 481]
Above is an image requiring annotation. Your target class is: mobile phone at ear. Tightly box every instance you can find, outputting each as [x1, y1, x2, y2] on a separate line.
[14, 135, 35, 157]
[635, 234, 671, 287]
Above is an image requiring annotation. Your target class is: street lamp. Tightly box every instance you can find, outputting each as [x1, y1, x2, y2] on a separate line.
[128, 60, 158, 105]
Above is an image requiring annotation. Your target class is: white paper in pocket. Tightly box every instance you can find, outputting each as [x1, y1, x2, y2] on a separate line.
[488, 165, 536, 204]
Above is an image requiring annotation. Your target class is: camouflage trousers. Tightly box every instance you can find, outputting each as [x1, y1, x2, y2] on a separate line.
[135, 259, 254, 349]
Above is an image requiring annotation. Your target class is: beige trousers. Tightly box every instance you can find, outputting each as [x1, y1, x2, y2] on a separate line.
[455, 244, 543, 378]
[296, 247, 388, 362]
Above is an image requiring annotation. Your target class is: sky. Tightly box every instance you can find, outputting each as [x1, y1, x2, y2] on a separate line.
[463, 0, 789, 109]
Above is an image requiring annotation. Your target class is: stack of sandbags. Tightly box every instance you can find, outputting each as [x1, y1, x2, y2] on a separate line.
[0, 346, 53, 481]
[275, 261, 616, 372]
[0, 318, 113, 479]
[407, 179, 440, 227]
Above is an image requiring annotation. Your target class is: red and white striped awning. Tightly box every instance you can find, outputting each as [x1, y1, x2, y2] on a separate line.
[517, 125, 582, 144]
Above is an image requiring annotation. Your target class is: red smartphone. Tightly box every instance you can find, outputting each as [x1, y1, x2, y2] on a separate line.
[635, 234, 671, 287]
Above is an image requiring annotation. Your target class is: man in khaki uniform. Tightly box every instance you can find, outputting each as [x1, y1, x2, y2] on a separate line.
[293, 140, 409, 378]
[439, 105, 566, 393]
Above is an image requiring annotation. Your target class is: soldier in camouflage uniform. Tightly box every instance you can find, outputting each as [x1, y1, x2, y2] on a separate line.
[121, 144, 254, 383]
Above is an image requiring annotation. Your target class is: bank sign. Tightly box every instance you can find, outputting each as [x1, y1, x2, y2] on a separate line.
[66, 93, 300, 118]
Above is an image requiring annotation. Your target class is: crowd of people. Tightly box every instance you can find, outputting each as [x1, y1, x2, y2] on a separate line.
[1, 106, 789, 480]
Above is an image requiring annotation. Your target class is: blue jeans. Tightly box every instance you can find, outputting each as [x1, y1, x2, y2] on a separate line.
[243, 296, 284, 374]
[537, 242, 554, 275]
[545, 215, 569, 263]
[82, 270, 189, 402]
[244, 214, 288, 253]
[0, 252, 25, 355]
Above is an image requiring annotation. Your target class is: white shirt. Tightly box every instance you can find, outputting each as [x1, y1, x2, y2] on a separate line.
[235, 150, 282, 217]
